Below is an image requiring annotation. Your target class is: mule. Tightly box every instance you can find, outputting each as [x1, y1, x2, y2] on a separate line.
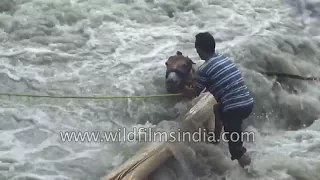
[164, 51, 216, 143]
[165, 51, 198, 94]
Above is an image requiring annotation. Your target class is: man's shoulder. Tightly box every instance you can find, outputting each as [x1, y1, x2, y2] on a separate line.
[199, 54, 229, 71]
[208, 53, 230, 64]
[214, 53, 230, 60]
[198, 61, 212, 74]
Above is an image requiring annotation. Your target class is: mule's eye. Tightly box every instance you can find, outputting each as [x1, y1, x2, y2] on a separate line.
[165, 62, 168, 66]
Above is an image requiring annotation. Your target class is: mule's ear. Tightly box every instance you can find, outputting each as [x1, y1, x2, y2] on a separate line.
[187, 56, 196, 64]
[176, 51, 182, 55]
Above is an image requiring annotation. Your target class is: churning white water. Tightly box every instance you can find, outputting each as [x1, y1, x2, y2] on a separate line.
[0, 0, 320, 179]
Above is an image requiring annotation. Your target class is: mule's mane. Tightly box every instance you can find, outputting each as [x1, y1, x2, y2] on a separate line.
[175, 51, 197, 84]
[174, 51, 195, 66]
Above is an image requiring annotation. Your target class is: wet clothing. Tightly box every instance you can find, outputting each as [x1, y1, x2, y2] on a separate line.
[215, 103, 253, 160]
[194, 53, 253, 112]
[194, 53, 254, 160]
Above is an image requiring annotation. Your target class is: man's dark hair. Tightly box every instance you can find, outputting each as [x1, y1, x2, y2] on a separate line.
[195, 32, 215, 53]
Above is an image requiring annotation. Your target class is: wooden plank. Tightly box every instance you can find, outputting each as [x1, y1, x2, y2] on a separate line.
[103, 93, 216, 180]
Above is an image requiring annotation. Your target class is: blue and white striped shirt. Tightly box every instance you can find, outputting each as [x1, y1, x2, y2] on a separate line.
[194, 53, 253, 112]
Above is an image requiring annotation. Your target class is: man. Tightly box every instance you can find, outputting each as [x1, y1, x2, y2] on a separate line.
[182, 32, 254, 168]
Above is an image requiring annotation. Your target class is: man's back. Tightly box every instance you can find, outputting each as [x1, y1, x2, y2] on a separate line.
[195, 53, 253, 112]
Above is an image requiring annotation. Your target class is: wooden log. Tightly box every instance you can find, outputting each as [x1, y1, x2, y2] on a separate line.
[103, 93, 216, 180]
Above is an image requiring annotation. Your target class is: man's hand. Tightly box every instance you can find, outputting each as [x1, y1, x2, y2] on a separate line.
[182, 85, 202, 98]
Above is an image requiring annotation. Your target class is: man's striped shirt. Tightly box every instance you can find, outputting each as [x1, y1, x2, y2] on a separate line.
[194, 53, 253, 112]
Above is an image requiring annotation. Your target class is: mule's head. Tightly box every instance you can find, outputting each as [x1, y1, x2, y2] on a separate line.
[165, 51, 195, 93]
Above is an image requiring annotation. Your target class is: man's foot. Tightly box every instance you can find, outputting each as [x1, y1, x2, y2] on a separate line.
[237, 153, 251, 168]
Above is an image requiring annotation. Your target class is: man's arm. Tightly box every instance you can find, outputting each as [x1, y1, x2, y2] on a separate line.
[182, 71, 208, 98]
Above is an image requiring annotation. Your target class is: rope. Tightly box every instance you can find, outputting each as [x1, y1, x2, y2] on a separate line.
[1, 72, 317, 100]
[260, 72, 320, 81]
[0, 93, 182, 99]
